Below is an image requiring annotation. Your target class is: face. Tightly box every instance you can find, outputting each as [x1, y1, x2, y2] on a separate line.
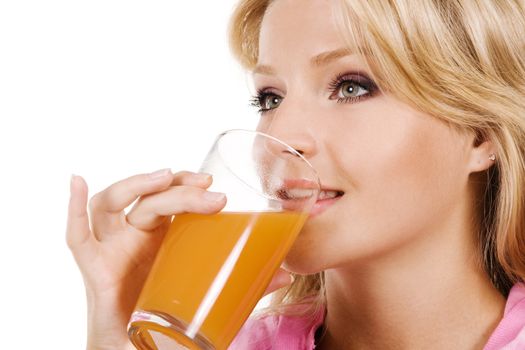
[253, 0, 477, 274]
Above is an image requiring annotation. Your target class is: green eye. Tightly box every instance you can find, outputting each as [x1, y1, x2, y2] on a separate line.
[339, 81, 368, 98]
[263, 94, 282, 110]
[250, 91, 283, 113]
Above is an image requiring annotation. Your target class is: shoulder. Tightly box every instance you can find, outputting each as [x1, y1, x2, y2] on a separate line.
[229, 306, 325, 350]
[485, 283, 525, 350]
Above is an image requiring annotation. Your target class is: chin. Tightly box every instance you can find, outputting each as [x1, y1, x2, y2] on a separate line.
[281, 223, 339, 275]
[282, 246, 326, 275]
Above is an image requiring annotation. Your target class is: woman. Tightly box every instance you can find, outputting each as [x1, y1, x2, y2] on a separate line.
[67, 0, 525, 349]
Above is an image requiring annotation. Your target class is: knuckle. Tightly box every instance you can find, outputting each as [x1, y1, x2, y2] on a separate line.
[173, 170, 187, 178]
[132, 173, 148, 185]
[88, 193, 101, 213]
[174, 185, 201, 199]
[174, 170, 194, 177]
[102, 184, 125, 210]
[166, 186, 204, 212]
[173, 171, 206, 185]
[89, 187, 117, 213]
[65, 237, 76, 251]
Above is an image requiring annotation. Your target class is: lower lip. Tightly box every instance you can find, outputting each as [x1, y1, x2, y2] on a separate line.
[309, 195, 343, 218]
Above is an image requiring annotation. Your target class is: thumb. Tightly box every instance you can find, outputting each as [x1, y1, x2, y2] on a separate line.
[263, 268, 294, 296]
[66, 175, 95, 254]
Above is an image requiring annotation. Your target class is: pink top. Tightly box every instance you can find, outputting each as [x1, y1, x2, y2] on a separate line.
[230, 283, 525, 349]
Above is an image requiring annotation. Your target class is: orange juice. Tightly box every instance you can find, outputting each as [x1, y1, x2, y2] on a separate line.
[129, 211, 307, 350]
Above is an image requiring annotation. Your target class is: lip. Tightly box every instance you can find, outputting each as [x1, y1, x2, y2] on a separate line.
[282, 178, 320, 191]
[279, 178, 343, 217]
[309, 194, 343, 218]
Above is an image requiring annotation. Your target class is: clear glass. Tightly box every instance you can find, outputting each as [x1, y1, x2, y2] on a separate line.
[127, 129, 320, 350]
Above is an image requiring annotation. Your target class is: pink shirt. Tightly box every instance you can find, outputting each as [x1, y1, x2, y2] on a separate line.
[230, 283, 525, 349]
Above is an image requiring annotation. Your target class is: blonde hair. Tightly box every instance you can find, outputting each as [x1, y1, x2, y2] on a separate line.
[229, 0, 525, 315]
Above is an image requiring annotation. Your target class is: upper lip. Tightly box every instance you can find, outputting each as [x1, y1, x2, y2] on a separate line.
[282, 179, 319, 190]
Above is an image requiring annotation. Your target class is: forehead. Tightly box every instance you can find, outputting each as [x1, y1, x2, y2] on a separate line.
[258, 0, 343, 64]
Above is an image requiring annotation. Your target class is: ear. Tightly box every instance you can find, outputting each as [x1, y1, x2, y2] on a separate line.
[468, 137, 497, 173]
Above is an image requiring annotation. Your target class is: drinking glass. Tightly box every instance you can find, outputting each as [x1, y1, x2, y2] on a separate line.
[128, 129, 320, 350]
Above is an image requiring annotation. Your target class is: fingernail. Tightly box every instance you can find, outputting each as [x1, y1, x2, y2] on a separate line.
[202, 191, 225, 202]
[197, 173, 212, 181]
[149, 168, 171, 180]
[290, 274, 295, 284]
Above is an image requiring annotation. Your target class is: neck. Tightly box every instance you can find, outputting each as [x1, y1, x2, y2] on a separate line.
[317, 215, 506, 349]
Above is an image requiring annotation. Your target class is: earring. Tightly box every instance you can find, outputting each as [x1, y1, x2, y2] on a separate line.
[488, 154, 496, 161]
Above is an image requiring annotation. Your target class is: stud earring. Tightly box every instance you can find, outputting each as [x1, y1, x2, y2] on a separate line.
[488, 154, 496, 161]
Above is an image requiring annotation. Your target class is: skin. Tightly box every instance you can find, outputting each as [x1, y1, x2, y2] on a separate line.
[253, 0, 506, 349]
[67, 0, 507, 349]
[67, 172, 293, 349]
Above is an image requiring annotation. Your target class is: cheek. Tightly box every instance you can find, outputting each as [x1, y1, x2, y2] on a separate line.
[336, 99, 465, 209]
[295, 106, 470, 269]
[355, 112, 467, 234]
[284, 101, 469, 273]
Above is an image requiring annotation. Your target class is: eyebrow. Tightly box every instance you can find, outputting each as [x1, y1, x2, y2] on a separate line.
[311, 48, 353, 66]
[252, 48, 353, 76]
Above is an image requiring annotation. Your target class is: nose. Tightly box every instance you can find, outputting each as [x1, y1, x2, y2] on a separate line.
[259, 95, 318, 159]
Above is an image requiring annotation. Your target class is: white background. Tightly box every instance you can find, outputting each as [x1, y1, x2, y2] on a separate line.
[0, 1, 259, 348]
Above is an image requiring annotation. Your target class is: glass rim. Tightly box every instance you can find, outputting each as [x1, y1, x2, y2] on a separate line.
[213, 128, 321, 202]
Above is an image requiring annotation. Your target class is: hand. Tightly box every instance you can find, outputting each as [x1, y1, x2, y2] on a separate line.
[66, 169, 294, 350]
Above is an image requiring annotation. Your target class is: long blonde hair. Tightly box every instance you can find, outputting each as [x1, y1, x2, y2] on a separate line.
[229, 0, 525, 315]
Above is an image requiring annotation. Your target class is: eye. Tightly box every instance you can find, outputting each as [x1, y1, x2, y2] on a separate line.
[337, 81, 369, 98]
[329, 73, 378, 104]
[250, 91, 283, 113]
[261, 94, 282, 110]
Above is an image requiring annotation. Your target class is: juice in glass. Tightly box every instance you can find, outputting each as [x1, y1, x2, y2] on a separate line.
[129, 210, 307, 349]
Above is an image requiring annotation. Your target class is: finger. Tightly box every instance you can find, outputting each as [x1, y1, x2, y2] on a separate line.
[126, 186, 227, 231]
[263, 268, 294, 296]
[171, 171, 212, 188]
[89, 168, 174, 215]
[66, 175, 94, 251]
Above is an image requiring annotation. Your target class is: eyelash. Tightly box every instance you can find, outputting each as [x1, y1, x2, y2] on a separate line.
[250, 72, 378, 114]
[249, 90, 280, 114]
[328, 73, 378, 104]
